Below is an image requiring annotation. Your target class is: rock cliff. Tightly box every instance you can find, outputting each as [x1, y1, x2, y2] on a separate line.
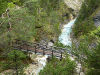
[64, 0, 83, 12]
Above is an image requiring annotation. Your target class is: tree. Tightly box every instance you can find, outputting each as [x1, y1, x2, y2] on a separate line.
[7, 50, 26, 75]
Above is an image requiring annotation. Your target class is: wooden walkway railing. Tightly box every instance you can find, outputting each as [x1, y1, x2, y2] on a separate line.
[12, 40, 71, 60]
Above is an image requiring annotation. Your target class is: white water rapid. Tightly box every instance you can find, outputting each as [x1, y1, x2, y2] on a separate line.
[36, 55, 48, 75]
[24, 54, 48, 75]
[59, 19, 76, 46]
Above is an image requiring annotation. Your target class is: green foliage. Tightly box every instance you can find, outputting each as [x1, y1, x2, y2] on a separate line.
[0, 50, 27, 74]
[9, 8, 36, 41]
[24, 0, 69, 41]
[73, 0, 100, 37]
[7, 50, 26, 74]
[73, 17, 96, 37]
[39, 0, 60, 13]
[8, 50, 26, 60]
[72, 34, 100, 75]
[77, 0, 100, 21]
[8, 2, 16, 8]
[0, 0, 8, 16]
[0, 0, 71, 43]
[0, 7, 36, 43]
[9, 0, 27, 6]
[86, 43, 100, 75]
[0, 0, 27, 16]
[39, 57, 76, 75]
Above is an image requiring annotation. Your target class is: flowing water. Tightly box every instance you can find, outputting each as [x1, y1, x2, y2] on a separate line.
[59, 19, 76, 46]
[36, 55, 48, 75]
[24, 54, 48, 75]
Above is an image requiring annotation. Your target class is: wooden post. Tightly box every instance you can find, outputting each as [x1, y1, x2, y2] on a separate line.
[52, 50, 53, 59]
[43, 49, 45, 55]
[43, 46, 46, 55]
[19, 45, 21, 50]
[60, 51, 62, 61]
[27, 44, 28, 54]
[29, 52, 30, 59]
[27, 45, 30, 60]
[35, 46, 37, 54]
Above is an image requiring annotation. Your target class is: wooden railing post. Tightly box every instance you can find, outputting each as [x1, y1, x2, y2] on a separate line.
[35, 46, 37, 54]
[43, 45, 46, 55]
[60, 51, 62, 61]
[27, 45, 28, 53]
[43, 49, 45, 55]
[52, 50, 53, 59]
[26, 44, 30, 60]
[28, 45, 31, 58]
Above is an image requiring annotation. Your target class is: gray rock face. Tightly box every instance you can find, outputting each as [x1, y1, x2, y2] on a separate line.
[93, 10, 100, 27]
[64, 0, 84, 11]
[47, 42, 54, 48]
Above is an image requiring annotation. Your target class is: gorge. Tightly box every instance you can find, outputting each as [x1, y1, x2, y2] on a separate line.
[0, 0, 100, 75]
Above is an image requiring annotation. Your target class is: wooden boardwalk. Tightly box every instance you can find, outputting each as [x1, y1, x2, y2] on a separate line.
[13, 40, 71, 60]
